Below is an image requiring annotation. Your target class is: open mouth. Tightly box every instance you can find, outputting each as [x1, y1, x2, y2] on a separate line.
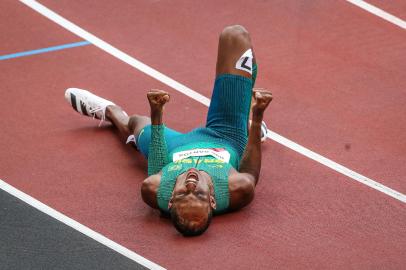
[185, 169, 199, 185]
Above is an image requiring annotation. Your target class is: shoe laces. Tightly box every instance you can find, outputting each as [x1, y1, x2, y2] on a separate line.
[89, 106, 106, 127]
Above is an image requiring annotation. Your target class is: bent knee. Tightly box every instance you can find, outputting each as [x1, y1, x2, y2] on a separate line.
[128, 115, 150, 134]
[128, 115, 138, 132]
[220, 25, 250, 42]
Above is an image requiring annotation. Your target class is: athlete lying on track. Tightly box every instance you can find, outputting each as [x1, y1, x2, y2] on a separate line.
[65, 25, 272, 236]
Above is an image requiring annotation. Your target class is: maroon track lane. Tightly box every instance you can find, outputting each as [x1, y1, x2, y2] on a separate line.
[38, 0, 406, 193]
[2, 1, 406, 269]
[0, 0, 82, 55]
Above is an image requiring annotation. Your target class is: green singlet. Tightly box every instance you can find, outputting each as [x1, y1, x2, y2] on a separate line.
[157, 141, 239, 214]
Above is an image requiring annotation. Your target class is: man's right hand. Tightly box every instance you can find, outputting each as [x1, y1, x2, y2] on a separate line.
[147, 89, 170, 125]
[147, 89, 170, 112]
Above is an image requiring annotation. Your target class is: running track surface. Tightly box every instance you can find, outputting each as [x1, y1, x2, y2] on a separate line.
[1, 1, 405, 269]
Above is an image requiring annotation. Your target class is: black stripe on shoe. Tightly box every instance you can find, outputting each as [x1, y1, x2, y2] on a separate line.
[80, 100, 89, 116]
[70, 93, 78, 112]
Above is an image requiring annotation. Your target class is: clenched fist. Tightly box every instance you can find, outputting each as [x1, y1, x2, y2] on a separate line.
[147, 89, 170, 113]
[253, 88, 272, 111]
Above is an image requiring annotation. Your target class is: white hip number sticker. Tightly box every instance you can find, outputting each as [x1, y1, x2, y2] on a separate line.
[235, 49, 253, 74]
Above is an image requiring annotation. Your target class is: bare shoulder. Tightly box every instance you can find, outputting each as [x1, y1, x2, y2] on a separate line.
[228, 169, 256, 211]
[141, 173, 161, 209]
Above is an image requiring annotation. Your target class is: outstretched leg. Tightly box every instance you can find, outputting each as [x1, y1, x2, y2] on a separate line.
[65, 88, 185, 159]
[105, 105, 150, 145]
[65, 88, 151, 149]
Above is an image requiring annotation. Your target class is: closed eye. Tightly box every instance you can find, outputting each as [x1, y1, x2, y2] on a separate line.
[175, 192, 186, 198]
[195, 192, 207, 200]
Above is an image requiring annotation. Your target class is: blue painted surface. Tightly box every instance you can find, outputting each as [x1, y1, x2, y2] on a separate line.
[0, 41, 91, 60]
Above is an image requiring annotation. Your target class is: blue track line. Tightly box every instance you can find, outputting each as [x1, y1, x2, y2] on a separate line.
[0, 41, 91, 60]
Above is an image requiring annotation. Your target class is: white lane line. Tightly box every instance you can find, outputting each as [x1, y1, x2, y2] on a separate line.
[0, 179, 166, 270]
[267, 131, 406, 203]
[18, 0, 405, 205]
[19, 0, 210, 107]
[346, 0, 406, 29]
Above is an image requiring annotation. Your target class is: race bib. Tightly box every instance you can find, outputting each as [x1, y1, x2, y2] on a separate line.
[173, 148, 231, 163]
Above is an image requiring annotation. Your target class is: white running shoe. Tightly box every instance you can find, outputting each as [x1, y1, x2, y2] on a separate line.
[65, 88, 115, 123]
[249, 120, 269, 143]
[260, 120, 268, 142]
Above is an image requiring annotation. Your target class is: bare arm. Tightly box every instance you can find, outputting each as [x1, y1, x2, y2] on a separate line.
[142, 90, 170, 209]
[146, 90, 170, 176]
[238, 89, 273, 185]
[228, 89, 273, 210]
[141, 173, 161, 209]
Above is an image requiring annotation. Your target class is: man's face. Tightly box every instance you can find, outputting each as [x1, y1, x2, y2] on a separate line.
[169, 168, 216, 226]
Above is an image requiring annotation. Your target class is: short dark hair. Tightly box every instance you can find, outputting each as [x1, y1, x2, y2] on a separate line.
[170, 207, 213, 236]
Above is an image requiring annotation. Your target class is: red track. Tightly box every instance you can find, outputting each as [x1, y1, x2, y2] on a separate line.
[1, 1, 405, 269]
